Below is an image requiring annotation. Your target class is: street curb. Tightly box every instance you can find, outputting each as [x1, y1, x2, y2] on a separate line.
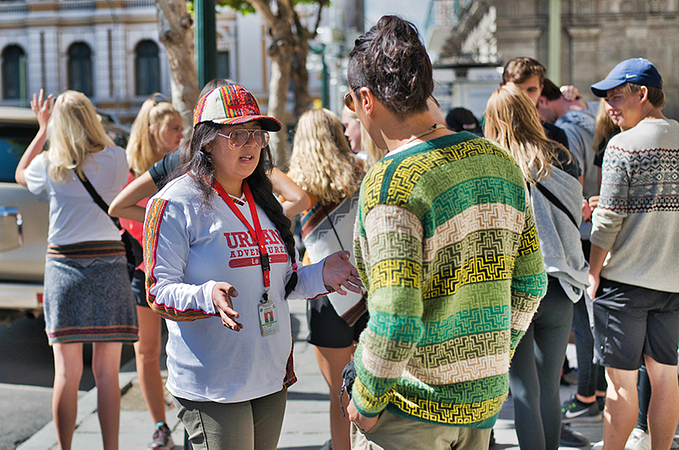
[16, 371, 137, 450]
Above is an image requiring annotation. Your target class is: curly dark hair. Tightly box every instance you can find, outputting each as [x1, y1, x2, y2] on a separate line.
[347, 15, 433, 117]
[187, 122, 298, 298]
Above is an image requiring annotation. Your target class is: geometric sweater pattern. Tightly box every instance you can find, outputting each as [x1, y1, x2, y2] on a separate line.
[352, 132, 547, 428]
[591, 119, 679, 292]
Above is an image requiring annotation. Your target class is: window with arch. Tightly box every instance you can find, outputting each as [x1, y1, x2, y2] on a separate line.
[68, 42, 94, 97]
[2, 45, 27, 101]
[135, 40, 160, 96]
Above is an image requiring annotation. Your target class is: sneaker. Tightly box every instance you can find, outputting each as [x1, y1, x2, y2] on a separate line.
[149, 422, 174, 450]
[560, 424, 590, 447]
[561, 394, 603, 423]
[625, 428, 650, 450]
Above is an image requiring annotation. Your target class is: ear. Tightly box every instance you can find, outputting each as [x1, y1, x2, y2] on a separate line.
[357, 87, 375, 117]
[149, 124, 159, 140]
[537, 96, 549, 108]
[639, 86, 649, 103]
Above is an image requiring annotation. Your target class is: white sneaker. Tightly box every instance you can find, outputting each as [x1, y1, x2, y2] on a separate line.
[625, 428, 650, 450]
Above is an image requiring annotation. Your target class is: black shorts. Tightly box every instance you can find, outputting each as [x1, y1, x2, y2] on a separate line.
[306, 295, 368, 348]
[131, 269, 148, 308]
[593, 277, 679, 370]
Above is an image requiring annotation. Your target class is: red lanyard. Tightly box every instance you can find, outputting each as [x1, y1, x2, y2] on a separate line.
[214, 180, 271, 300]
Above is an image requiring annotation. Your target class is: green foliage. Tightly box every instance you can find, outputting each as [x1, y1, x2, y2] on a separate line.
[216, 0, 328, 14]
[216, 0, 255, 14]
[186, 0, 328, 17]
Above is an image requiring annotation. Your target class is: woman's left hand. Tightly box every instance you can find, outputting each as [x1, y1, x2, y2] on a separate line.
[322, 251, 363, 295]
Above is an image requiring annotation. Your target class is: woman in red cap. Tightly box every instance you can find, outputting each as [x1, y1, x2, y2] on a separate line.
[143, 84, 362, 450]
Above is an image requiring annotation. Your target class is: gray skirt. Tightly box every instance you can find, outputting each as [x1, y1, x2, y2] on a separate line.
[44, 241, 138, 345]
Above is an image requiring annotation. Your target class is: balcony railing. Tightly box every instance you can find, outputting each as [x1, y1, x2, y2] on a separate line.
[425, 0, 460, 35]
[123, 0, 155, 9]
[57, 0, 96, 11]
[0, 1, 28, 15]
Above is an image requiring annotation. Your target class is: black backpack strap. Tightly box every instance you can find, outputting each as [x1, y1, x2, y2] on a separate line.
[76, 171, 122, 230]
[531, 181, 579, 228]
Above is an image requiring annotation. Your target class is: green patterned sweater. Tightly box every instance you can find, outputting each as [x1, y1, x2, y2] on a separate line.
[352, 132, 547, 428]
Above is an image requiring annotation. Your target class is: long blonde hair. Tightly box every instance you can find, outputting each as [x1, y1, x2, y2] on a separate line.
[341, 106, 384, 167]
[593, 99, 618, 154]
[484, 84, 568, 182]
[46, 90, 115, 182]
[289, 108, 364, 204]
[126, 95, 181, 176]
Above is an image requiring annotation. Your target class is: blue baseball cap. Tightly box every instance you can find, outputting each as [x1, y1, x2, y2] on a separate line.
[590, 58, 662, 97]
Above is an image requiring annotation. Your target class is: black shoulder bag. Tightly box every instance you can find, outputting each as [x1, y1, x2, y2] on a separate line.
[76, 171, 144, 280]
[530, 181, 579, 228]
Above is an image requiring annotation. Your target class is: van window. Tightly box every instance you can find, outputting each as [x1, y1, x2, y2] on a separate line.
[0, 124, 39, 183]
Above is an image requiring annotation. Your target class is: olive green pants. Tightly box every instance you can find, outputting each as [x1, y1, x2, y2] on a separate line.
[350, 409, 492, 450]
[174, 389, 287, 450]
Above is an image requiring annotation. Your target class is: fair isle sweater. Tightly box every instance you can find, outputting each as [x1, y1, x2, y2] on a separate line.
[590, 118, 679, 293]
[352, 132, 547, 428]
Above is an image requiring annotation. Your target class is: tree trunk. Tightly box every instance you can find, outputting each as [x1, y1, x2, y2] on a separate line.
[155, 0, 200, 129]
[291, 38, 311, 120]
[267, 30, 294, 169]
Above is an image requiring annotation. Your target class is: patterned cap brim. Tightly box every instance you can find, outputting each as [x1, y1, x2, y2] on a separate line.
[205, 115, 282, 132]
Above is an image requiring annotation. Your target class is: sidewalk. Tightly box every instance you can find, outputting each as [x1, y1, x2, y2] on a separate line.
[14, 301, 674, 449]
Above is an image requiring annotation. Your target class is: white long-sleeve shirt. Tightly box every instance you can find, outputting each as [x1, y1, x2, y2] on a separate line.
[144, 174, 326, 403]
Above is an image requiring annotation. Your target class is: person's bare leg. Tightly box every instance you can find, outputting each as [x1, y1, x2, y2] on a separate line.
[313, 344, 356, 450]
[92, 342, 123, 450]
[134, 306, 166, 425]
[644, 355, 679, 450]
[602, 367, 639, 450]
[52, 342, 84, 450]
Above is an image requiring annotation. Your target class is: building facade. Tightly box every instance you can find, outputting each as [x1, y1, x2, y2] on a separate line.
[0, 0, 347, 123]
[426, 0, 679, 119]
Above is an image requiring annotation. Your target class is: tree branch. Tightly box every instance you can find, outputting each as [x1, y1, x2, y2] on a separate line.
[310, 0, 327, 39]
[248, 0, 277, 26]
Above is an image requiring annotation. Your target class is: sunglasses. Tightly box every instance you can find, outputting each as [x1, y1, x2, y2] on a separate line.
[343, 86, 361, 112]
[217, 129, 270, 148]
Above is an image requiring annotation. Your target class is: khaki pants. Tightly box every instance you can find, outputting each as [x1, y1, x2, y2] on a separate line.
[174, 389, 287, 450]
[351, 410, 492, 450]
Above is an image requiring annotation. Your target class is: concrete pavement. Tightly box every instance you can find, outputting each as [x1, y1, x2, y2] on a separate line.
[14, 300, 676, 449]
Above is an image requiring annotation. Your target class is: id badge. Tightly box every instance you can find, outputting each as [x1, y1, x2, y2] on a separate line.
[258, 300, 280, 337]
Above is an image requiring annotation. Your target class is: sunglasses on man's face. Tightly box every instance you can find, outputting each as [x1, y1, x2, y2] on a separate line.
[343, 86, 361, 112]
[217, 129, 270, 148]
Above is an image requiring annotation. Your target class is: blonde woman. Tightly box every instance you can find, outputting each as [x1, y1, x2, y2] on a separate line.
[341, 106, 384, 167]
[119, 95, 184, 449]
[15, 90, 137, 450]
[288, 108, 367, 450]
[484, 84, 588, 450]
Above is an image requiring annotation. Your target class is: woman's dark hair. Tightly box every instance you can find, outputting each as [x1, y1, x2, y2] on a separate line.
[188, 122, 298, 298]
[347, 15, 433, 117]
[177, 78, 239, 168]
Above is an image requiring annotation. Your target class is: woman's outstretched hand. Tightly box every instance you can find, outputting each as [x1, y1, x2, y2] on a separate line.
[212, 282, 243, 331]
[322, 251, 363, 295]
[31, 89, 53, 129]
